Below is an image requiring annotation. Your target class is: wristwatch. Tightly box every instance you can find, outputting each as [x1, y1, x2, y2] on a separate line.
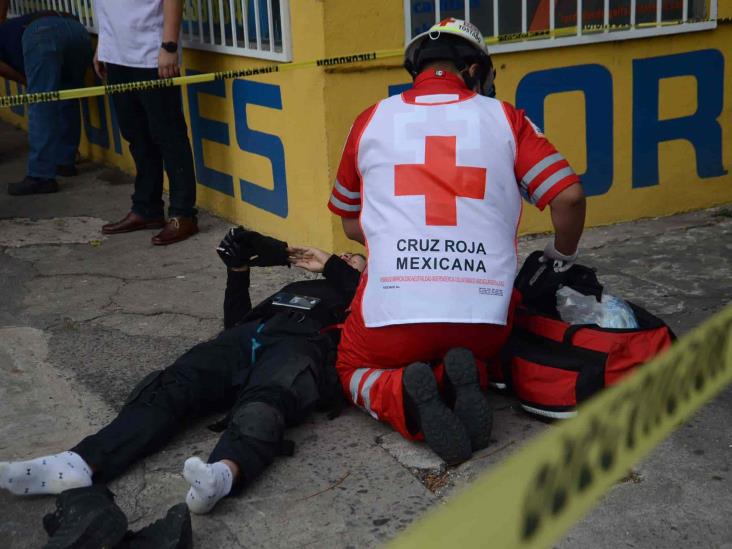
[161, 41, 178, 53]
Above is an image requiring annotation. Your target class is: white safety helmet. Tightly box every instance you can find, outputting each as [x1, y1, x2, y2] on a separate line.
[403, 18, 494, 95]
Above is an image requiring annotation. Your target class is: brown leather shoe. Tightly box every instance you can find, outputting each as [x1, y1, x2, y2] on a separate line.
[151, 217, 199, 246]
[102, 212, 166, 234]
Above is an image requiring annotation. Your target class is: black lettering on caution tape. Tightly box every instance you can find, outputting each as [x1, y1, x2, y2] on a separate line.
[0, 90, 60, 107]
[520, 313, 732, 542]
[103, 78, 176, 95]
[214, 65, 281, 80]
[316, 52, 377, 67]
[497, 30, 551, 42]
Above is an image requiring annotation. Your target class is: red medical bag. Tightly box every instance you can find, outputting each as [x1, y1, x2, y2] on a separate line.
[493, 256, 675, 418]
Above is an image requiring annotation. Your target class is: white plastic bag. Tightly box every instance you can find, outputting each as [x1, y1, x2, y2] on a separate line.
[556, 287, 639, 329]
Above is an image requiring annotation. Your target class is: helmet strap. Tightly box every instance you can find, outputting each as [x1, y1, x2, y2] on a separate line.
[405, 38, 428, 78]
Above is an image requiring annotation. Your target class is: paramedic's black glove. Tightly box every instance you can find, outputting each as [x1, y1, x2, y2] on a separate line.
[515, 243, 578, 302]
[217, 227, 290, 269]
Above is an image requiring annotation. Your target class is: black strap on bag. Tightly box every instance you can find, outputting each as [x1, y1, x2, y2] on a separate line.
[512, 326, 607, 402]
[514, 252, 604, 316]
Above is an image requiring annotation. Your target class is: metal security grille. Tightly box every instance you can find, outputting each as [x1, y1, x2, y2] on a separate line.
[405, 0, 718, 54]
[181, 0, 291, 61]
[8, 0, 97, 28]
[7, 0, 292, 61]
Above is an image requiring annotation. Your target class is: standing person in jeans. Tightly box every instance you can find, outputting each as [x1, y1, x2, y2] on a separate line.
[95, 0, 199, 245]
[0, 9, 92, 195]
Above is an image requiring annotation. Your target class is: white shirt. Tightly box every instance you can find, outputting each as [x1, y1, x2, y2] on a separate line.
[95, 0, 172, 69]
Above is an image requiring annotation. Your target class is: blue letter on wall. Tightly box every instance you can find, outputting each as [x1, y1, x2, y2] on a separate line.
[388, 83, 411, 97]
[516, 64, 613, 197]
[233, 79, 287, 218]
[81, 95, 109, 149]
[81, 76, 122, 153]
[109, 99, 122, 154]
[186, 70, 234, 196]
[633, 49, 726, 188]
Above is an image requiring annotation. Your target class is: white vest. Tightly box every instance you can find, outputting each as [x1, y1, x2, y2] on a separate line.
[95, 0, 173, 69]
[359, 93, 521, 328]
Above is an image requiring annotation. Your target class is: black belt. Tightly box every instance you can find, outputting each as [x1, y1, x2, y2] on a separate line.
[27, 10, 79, 25]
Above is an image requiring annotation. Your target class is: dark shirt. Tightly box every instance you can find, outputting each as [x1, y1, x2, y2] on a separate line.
[223, 255, 361, 332]
[0, 14, 37, 74]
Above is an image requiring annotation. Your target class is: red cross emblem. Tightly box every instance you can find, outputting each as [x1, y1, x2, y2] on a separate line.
[394, 136, 486, 226]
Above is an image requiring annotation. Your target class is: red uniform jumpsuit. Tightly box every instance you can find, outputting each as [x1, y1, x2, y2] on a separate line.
[329, 69, 580, 439]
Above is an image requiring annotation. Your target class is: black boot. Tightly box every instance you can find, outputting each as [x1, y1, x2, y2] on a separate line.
[402, 362, 471, 466]
[42, 485, 128, 549]
[118, 503, 192, 549]
[7, 176, 59, 196]
[443, 347, 493, 451]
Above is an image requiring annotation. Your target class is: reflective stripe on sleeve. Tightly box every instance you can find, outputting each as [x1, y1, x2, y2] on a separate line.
[519, 152, 564, 192]
[330, 195, 362, 213]
[334, 179, 361, 200]
[530, 166, 576, 204]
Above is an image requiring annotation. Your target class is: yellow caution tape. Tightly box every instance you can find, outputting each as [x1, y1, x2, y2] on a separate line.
[0, 18, 717, 109]
[0, 49, 401, 109]
[390, 303, 732, 549]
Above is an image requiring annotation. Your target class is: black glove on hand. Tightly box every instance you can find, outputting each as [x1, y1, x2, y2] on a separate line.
[216, 227, 289, 269]
[515, 243, 578, 303]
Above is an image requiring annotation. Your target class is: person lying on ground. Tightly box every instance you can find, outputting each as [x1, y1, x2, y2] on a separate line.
[0, 229, 365, 519]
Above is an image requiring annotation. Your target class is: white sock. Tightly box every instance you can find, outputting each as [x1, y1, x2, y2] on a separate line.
[183, 457, 233, 515]
[0, 451, 92, 496]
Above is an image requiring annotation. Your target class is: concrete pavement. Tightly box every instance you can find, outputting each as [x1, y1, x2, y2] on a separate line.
[0, 120, 730, 548]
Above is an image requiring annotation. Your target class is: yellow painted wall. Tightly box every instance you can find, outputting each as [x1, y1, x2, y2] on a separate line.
[1, 2, 730, 253]
[321, 7, 732, 249]
[496, 29, 732, 235]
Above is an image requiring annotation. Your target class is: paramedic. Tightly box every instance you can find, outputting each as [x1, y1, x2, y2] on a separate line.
[328, 18, 586, 465]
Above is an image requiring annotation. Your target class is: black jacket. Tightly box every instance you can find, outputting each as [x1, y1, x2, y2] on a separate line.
[223, 256, 361, 331]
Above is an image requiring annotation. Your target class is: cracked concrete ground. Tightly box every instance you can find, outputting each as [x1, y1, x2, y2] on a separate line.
[0, 119, 731, 548]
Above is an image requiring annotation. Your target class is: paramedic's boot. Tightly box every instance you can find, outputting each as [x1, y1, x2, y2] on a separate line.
[403, 362, 472, 466]
[443, 347, 493, 451]
[118, 503, 192, 549]
[42, 485, 128, 549]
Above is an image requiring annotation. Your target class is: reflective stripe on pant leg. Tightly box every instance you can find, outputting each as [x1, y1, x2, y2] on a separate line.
[346, 368, 385, 420]
[348, 368, 369, 406]
[367, 368, 419, 440]
[360, 369, 383, 419]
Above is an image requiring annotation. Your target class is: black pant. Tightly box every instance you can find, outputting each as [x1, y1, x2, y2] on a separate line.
[72, 318, 332, 487]
[107, 64, 197, 219]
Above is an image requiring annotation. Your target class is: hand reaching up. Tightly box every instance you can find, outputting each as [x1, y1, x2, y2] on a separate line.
[287, 246, 333, 273]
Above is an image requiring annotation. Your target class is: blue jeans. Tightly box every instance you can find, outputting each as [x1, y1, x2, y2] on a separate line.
[22, 16, 92, 179]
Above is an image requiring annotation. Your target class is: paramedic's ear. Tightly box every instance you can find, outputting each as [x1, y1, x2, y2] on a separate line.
[468, 63, 496, 97]
[467, 63, 482, 93]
